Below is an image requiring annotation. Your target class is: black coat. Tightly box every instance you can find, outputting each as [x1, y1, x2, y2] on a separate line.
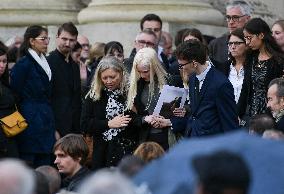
[47, 49, 82, 136]
[62, 166, 90, 191]
[276, 117, 284, 133]
[208, 34, 229, 65]
[80, 90, 140, 169]
[0, 82, 18, 158]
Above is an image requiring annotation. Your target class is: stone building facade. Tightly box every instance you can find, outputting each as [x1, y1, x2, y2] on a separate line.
[0, 0, 282, 55]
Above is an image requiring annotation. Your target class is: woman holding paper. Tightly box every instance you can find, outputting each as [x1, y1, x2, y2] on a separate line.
[126, 47, 177, 150]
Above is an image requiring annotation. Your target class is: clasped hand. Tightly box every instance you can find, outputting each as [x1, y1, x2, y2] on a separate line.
[144, 115, 171, 128]
[108, 115, 131, 128]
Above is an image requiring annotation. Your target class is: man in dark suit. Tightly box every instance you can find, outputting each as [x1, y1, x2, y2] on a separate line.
[47, 22, 81, 137]
[175, 40, 239, 137]
[267, 78, 284, 133]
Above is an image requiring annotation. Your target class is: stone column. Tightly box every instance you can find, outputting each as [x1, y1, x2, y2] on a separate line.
[0, 0, 85, 49]
[77, 0, 224, 55]
[0, 0, 85, 26]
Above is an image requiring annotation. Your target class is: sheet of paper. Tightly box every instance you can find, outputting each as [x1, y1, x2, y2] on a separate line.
[153, 85, 188, 116]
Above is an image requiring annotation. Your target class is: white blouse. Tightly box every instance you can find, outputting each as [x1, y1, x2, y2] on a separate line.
[228, 63, 244, 103]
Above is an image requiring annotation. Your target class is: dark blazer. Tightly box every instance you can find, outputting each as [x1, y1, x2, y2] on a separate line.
[208, 34, 229, 65]
[276, 117, 284, 133]
[186, 67, 239, 137]
[10, 53, 55, 153]
[47, 49, 81, 136]
[215, 60, 251, 118]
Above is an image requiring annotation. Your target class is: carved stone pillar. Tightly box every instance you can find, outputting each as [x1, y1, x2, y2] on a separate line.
[77, 0, 224, 55]
[0, 0, 85, 50]
[0, 0, 85, 26]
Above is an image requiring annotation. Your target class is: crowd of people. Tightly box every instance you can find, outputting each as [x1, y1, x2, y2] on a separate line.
[0, 0, 284, 193]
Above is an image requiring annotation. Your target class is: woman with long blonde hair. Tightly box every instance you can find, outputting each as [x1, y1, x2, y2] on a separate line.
[81, 56, 139, 170]
[126, 47, 173, 150]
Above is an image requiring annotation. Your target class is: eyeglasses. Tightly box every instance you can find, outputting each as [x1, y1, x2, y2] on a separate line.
[225, 15, 247, 22]
[145, 27, 161, 33]
[244, 34, 257, 43]
[81, 44, 90, 48]
[136, 40, 156, 48]
[228, 41, 245, 47]
[35, 37, 50, 41]
[178, 61, 192, 70]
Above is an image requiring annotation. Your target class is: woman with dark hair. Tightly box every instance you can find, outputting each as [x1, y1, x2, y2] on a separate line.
[104, 41, 124, 63]
[0, 46, 19, 158]
[216, 28, 250, 121]
[243, 18, 284, 117]
[182, 28, 205, 44]
[71, 42, 89, 97]
[10, 25, 55, 167]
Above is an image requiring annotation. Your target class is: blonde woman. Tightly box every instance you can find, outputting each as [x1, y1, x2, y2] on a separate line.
[126, 47, 174, 150]
[81, 56, 139, 170]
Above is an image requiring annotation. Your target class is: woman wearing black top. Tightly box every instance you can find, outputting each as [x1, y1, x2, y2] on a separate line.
[0, 46, 19, 158]
[242, 18, 284, 117]
[81, 56, 139, 170]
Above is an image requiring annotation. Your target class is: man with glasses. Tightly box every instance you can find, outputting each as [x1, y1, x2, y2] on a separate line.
[176, 40, 238, 137]
[208, 0, 251, 65]
[77, 34, 90, 63]
[140, 13, 169, 71]
[47, 22, 82, 137]
[124, 29, 158, 73]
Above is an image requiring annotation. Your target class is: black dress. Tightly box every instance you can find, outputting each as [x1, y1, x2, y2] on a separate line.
[80, 90, 140, 170]
[248, 57, 283, 117]
[0, 81, 19, 158]
[134, 78, 170, 150]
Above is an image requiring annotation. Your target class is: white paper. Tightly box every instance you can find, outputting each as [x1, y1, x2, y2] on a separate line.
[153, 85, 188, 115]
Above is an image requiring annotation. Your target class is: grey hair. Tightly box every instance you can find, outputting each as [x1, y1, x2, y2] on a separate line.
[268, 78, 284, 98]
[226, 0, 252, 16]
[0, 159, 35, 194]
[135, 29, 157, 42]
[78, 169, 137, 194]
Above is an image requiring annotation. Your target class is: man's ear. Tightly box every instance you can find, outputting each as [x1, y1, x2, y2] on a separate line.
[193, 61, 197, 68]
[280, 97, 284, 106]
[75, 157, 82, 163]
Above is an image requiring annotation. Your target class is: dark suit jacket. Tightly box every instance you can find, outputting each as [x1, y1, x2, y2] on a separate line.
[208, 34, 229, 65]
[47, 49, 81, 136]
[276, 117, 284, 133]
[186, 67, 239, 137]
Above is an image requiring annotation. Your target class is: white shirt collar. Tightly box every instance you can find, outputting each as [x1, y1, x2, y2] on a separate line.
[196, 61, 211, 82]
